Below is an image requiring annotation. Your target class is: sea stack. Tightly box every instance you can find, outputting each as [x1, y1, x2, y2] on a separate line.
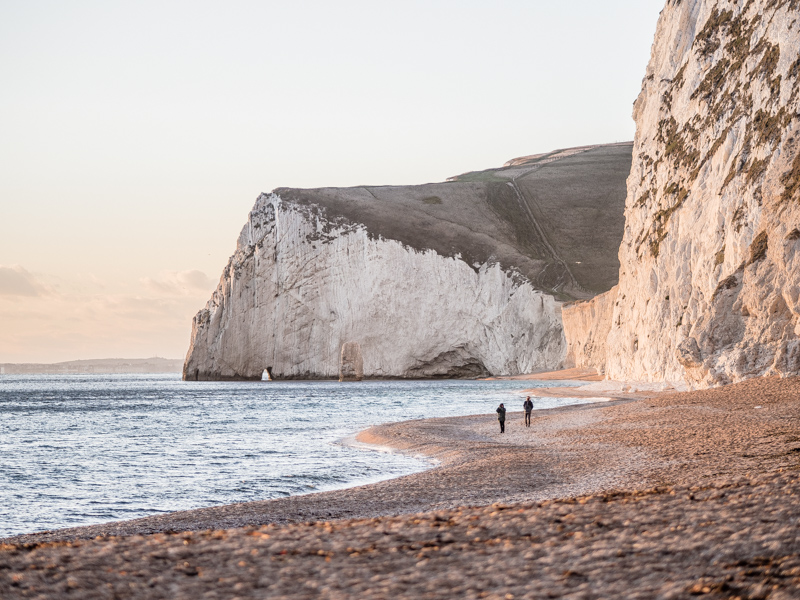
[563, 0, 800, 387]
[184, 144, 631, 380]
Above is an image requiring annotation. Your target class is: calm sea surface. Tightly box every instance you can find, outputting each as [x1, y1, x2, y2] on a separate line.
[0, 374, 593, 538]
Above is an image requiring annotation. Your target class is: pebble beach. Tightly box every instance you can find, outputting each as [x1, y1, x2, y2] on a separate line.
[2, 375, 799, 598]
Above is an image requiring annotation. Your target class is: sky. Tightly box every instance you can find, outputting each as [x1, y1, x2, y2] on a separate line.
[0, 0, 665, 364]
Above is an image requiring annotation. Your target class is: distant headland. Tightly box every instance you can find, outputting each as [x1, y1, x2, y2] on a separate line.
[0, 357, 183, 375]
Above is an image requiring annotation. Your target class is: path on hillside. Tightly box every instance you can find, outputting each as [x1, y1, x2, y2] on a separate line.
[505, 146, 598, 297]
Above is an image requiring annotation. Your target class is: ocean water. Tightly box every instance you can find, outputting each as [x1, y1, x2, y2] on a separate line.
[0, 374, 593, 538]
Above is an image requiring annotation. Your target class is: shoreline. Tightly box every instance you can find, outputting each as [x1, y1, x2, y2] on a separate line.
[2, 376, 799, 597]
[8, 373, 795, 546]
[0, 380, 609, 544]
[2, 395, 628, 546]
[0, 375, 590, 542]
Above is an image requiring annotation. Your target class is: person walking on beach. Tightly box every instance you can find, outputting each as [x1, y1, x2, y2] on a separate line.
[523, 396, 533, 427]
[496, 403, 506, 433]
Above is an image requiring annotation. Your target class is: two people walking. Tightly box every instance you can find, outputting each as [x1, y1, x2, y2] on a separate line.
[496, 396, 534, 433]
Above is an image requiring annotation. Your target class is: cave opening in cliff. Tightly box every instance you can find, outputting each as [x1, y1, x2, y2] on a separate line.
[262, 367, 274, 381]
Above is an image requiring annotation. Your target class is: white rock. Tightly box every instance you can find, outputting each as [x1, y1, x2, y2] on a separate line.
[598, 0, 800, 387]
[562, 286, 617, 375]
[184, 195, 567, 380]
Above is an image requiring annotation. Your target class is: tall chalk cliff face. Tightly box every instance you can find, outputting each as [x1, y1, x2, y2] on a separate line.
[185, 196, 565, 380]
[185, 144, 631, 380]
[603, 0, 800, 387]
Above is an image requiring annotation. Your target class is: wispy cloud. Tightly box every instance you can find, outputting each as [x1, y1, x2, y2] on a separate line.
[140, 270, 215, 296]
[0, 267, 217, 362]
[0, 266, 48, 297]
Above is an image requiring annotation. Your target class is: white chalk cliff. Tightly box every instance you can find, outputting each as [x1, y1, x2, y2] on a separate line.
[184, 144, 631, 380]
[184, 195, 563, 380]
[565, 0, 800, 387]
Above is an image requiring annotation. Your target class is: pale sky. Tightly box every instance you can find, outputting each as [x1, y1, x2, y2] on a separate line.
[0, 0, 664, 363]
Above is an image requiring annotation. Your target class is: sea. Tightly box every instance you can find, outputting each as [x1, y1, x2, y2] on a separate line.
[0, 374, 594, 539]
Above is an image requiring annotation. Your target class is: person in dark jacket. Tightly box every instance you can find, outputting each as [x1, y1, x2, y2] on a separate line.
[496, 403, 506, 433]
[523, 396, 533, 427]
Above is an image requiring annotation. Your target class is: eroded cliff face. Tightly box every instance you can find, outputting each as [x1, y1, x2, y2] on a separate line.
[604, 0, 800, 387]
[184, 195, 565, 380]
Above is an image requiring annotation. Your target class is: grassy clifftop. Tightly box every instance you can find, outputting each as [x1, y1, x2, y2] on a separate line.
[275, 142, 631, 301]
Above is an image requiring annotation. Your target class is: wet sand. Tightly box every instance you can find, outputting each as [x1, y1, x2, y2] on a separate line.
[2, 376, 800, 598]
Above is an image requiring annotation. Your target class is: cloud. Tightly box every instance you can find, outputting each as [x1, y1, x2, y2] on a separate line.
[141, 270, 215, 296]
[177, 270, 215, 290]
[0, 266, 47, 297]
[0, 269, 216, 362]
[0, 289, 206, 362]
